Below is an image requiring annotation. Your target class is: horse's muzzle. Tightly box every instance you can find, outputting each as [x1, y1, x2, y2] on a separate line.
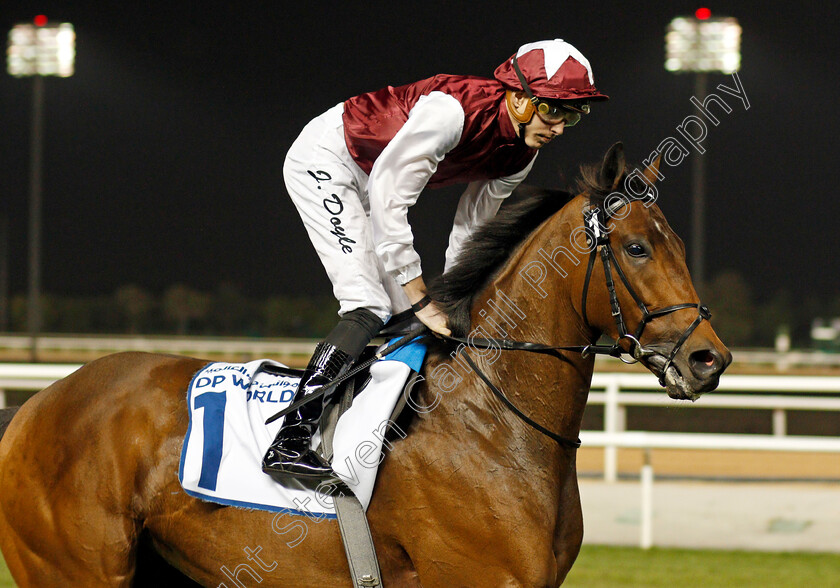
[644, 343, 731, 400]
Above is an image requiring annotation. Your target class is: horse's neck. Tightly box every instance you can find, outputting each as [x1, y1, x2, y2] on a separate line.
[471, 214, 595, 437]
[422, 212, 595, 472]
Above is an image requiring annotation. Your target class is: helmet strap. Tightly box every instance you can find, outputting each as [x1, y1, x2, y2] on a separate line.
[517, 122, 529, 144]
[512, 54, 539, 104]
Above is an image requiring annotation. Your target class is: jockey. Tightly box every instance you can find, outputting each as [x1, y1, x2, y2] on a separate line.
[263, 39, 608, 481]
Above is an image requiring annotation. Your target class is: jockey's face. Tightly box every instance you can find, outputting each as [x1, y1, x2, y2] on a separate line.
[506, 91, 567, 149]
[522, 113, 566, 149]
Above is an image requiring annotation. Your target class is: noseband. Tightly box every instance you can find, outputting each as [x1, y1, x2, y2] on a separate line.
[580, 205, 711, 385]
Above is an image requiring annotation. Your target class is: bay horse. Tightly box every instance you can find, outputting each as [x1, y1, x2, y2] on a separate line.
[0, 143, 730, 587]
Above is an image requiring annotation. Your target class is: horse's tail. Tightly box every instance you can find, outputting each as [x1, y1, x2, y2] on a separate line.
[0, 407, 20, 443]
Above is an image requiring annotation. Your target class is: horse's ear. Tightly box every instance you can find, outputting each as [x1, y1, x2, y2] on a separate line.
[600, 142, 626, 191]
[642, 154, 663, 185]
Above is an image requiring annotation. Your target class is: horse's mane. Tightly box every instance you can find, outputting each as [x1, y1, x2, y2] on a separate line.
[429, 161, 629, 337]
[428, 187, 570, 337]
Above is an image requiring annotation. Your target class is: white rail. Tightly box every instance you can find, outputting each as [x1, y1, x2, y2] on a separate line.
[0, 334, 316, 357]
[579, 432, 840, 551]
[581, 431, 840, 453]
[1, 367, 839, 468]
[0, 364, 80, 406]
[2, 334, 840, 367]
[587, 373, 840, 482]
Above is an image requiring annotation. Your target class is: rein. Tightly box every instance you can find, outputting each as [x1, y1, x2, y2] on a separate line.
[268, 200, 713, 451]
[439, 333, 582, 449]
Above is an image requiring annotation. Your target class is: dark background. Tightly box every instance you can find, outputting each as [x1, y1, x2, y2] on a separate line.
[0, 1, 837, 309]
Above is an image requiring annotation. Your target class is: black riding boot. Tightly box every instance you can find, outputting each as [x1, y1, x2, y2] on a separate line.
[262, 341, 353, 480]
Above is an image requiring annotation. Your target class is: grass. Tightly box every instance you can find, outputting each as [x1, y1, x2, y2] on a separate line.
[564, 545, 840, 587]
[2, 545, 839, 587]
[0, 552, 12, 588]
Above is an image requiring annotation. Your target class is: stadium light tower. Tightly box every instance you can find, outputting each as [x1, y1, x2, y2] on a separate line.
[7, 15, 75, 360]
[666, 8, 741, 287]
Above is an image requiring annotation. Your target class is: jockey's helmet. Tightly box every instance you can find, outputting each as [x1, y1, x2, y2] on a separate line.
[495, 39, 608, 123]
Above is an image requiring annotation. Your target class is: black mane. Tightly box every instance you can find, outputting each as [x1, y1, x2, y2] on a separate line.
[427, 187, 571, 337]
[428, 160, 630, 337]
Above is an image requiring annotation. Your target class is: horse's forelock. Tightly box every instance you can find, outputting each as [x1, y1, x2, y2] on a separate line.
[575, 161, 627, 211]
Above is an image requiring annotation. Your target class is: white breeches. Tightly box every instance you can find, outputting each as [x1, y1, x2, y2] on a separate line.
[283, 104, 409, 323]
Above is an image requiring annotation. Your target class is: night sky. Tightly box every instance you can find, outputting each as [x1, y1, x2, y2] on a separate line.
[1, 1, 838, 304]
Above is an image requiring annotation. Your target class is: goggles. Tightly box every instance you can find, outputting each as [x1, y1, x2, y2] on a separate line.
[512, 54, 590, 127]
[534, 100, 589, 126]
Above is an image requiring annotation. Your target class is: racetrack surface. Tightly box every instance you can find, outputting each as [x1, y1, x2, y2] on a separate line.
[579, 479, 840, 553]
[577, 447, 840, 481]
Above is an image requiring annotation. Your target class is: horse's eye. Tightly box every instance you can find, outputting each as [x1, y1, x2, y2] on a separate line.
[626, 243, 647, 258]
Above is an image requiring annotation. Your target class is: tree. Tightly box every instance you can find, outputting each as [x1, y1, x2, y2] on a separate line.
[162, 284, 210, 335]
[209, 283, 253, 335]
[114, 285, 154, 333]
[262, 295, 339, 337]
[754, 290, 794, 348]
[702, 270, 755, 347]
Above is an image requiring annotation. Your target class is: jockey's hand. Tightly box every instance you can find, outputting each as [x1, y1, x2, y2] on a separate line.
[401, 275, 451, 337]
[415, 301, 451, 337]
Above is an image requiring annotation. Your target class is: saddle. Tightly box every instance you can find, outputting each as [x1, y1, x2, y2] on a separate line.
[261, 343, 419, 476]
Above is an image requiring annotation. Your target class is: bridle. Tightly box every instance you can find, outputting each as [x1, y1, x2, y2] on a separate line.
[579, 203, 711, 382]
[445, 197, 712, 449]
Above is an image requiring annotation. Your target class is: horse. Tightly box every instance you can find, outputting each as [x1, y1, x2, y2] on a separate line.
[0, 143, 730, 587]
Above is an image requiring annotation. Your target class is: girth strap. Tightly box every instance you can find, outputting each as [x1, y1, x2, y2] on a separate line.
[320, 378, 383, 587]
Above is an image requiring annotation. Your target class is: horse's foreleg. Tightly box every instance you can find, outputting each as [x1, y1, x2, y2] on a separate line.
[553, 459, 584, 585]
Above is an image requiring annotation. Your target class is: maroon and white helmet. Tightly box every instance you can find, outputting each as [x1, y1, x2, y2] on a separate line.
[494, 39, 609, 103]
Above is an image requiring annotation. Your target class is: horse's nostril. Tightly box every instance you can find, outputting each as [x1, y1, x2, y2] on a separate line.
[689, 349, 720, 376]
[697, 351, 715, 367]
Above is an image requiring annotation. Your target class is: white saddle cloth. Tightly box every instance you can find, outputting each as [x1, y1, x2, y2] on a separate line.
[178, 341, 425, 518]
